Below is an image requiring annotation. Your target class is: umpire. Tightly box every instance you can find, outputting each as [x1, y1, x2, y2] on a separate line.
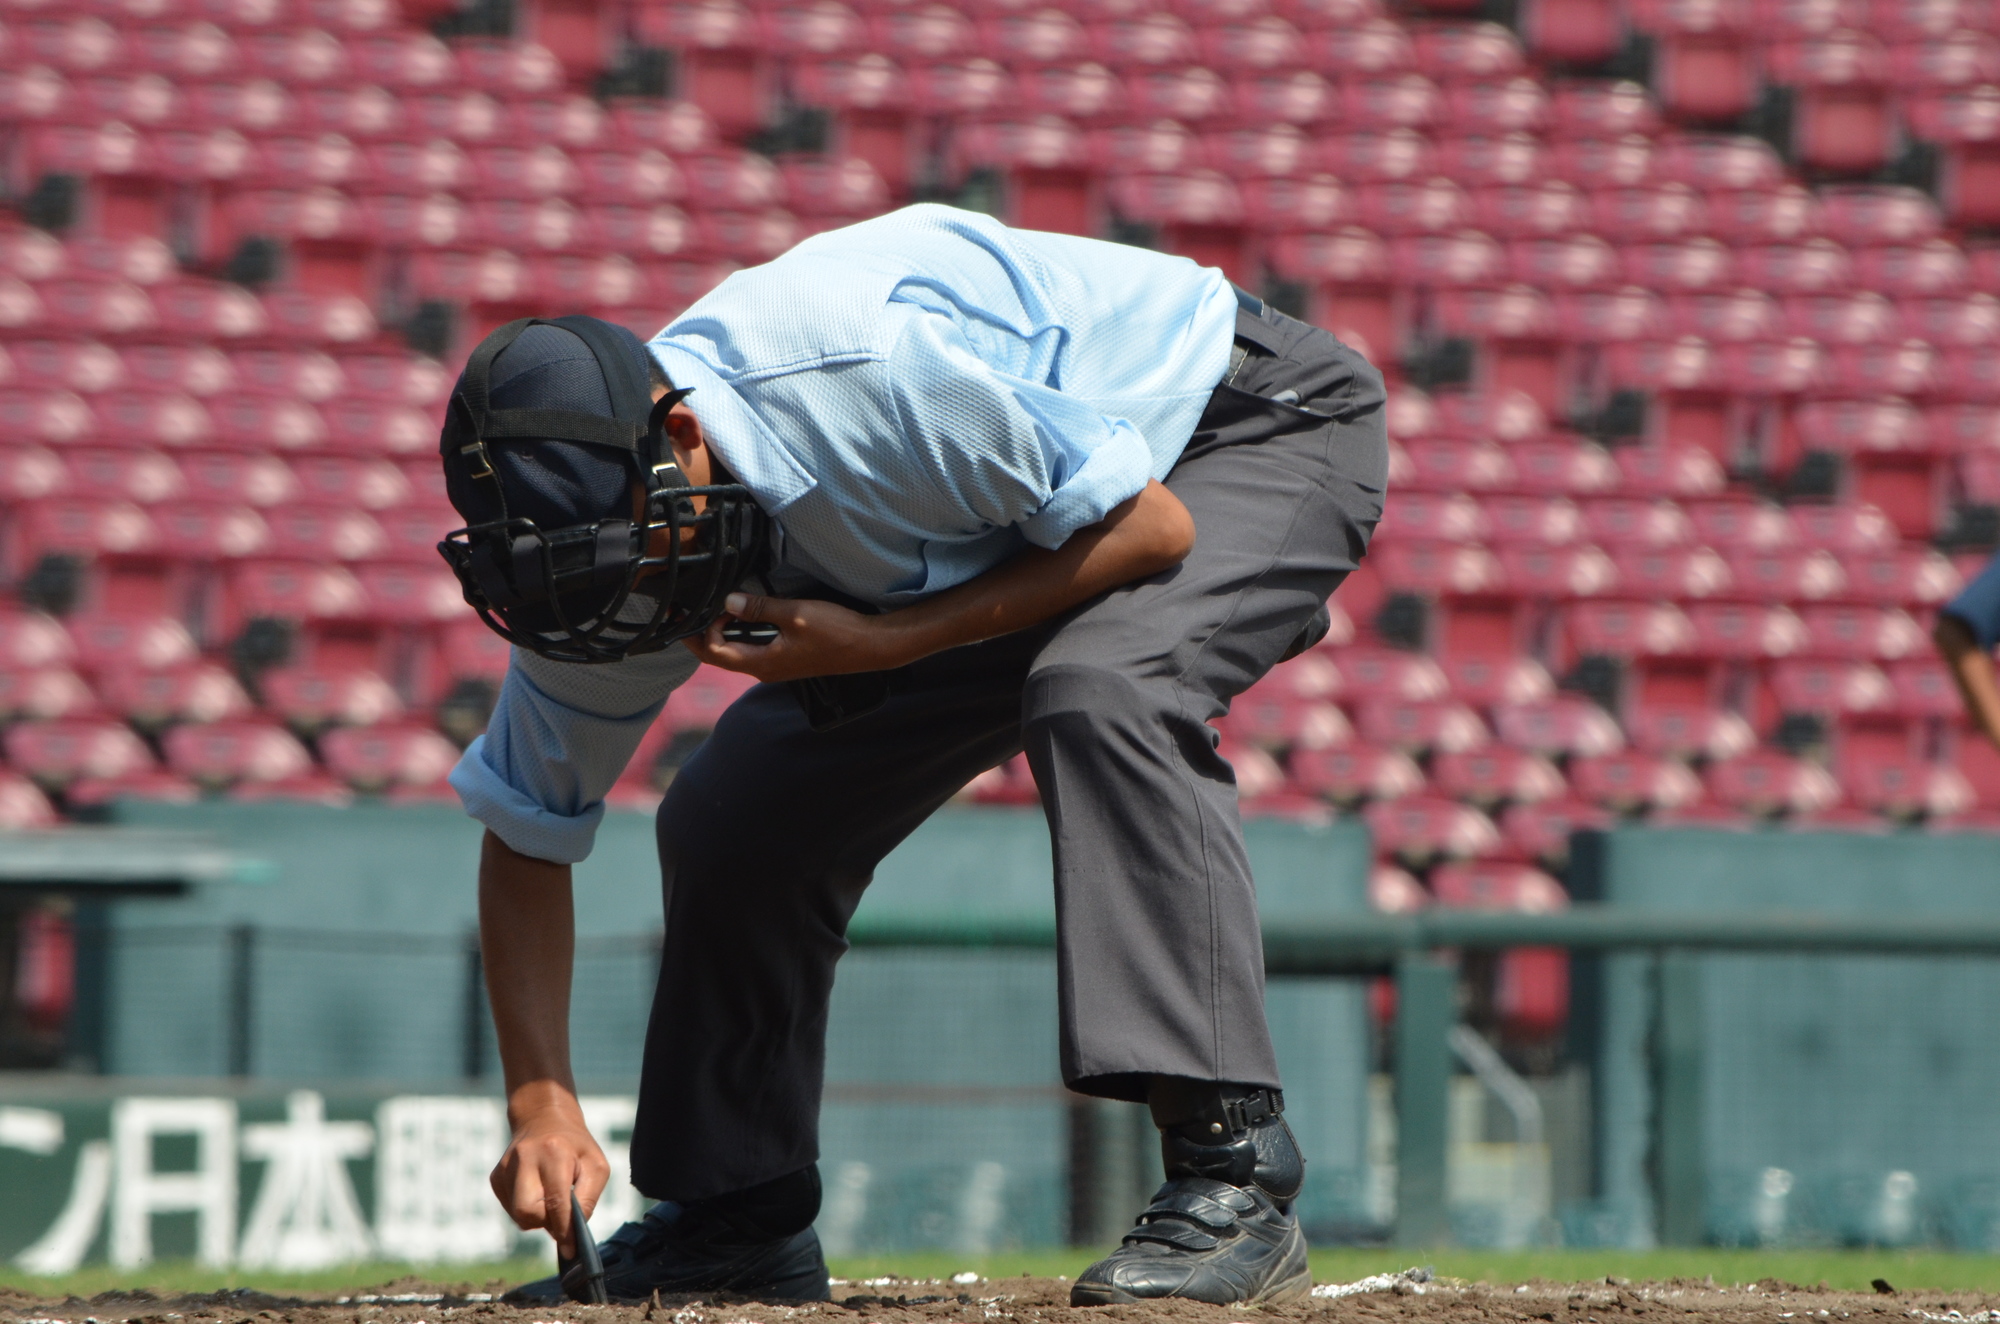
[437, 204, 1387, 1307]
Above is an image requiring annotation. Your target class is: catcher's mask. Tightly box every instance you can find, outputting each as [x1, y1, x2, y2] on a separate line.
[435, 315, 771, 664]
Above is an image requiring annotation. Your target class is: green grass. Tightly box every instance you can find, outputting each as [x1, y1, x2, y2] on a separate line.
[10, 1248, 2000, 1300]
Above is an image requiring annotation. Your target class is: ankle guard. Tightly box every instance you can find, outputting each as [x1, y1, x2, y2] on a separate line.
[1148, 1079, 1303, 1202]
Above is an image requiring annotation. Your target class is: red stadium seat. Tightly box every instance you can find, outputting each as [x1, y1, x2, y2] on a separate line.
[6, 718, 155, 790]
[1626, 701, 1756, 759]
[1291, 743, 1426, 804]
[65, 612, 198, 675]
[1887, 658, 1965, 717]
[1611, 546, 1731, 599]
[1843, 756, 1974, 819]
[1370, 862, 1431, 913]
[1481, 494, 1581, 544]
[221, 562, 368, 636]
[60, 449, 186, 508]
[1499, 797, 1614, 865]
[1365, 794, 1504, 864]
[1770, 659, 1894, 715]
[1222, 691, 1351, 752]
[1442, 653, 1556, 706]
[1495, 946, 1570, 1037]
[1685, 602, 1809, 658]
[438, 617, 511, 683]
[1789, 502, 1898, 552]
[1498, 544, 1619, 598]
[163, 720, 315, 790]
[1837, 548, 1962, 604]
[1564, 600, 1697, 657]
[1374, 541, 1503, 596]
[1357, 699, 1491, 753]
[0, 667, 93, 723]
[1725, 547, 1846, 601]
[1493, 696, 1627, 756]
[1430, 746, 1565, 807]
[321, 724, 460, 792]
[1797, 605, 1927, 660]
[1706, 749, 1841, 815]
[1431, 860, 1569, 910]
[1332, 646, 1451, 702]
[1569, 750, 1703, 811]
[260, 664, 403, 733]
[98, 662, 252, 732]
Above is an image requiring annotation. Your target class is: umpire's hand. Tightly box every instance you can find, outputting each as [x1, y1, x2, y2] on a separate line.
[491, 1082, 609, 1259]
[479, 829, 609, 1259]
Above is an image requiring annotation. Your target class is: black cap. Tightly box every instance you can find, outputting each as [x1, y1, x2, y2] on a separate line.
[442, 320, 653, 531]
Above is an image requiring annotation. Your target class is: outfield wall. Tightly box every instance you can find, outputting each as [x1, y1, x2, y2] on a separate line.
[1574, 828, 2000, 1251]
[0, 804, 1373, 1267]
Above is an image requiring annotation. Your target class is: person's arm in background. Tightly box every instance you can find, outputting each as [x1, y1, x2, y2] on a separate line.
[480, 831, 600, 1259]
[453, 646, 698, 1253]
[1935, 550, 2000, 750]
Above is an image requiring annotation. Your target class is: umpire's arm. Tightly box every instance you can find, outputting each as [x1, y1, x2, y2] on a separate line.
[481, 830, 605, 1259]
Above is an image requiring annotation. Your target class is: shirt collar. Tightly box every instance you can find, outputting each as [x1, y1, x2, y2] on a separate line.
[646, 337, 818, 513]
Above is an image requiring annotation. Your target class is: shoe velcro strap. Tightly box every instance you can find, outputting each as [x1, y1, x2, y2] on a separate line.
[1125, 1222, 1224, 1252]
[1153, 1177, 1256, 1211]
[1143, 1187, 1246, 1229]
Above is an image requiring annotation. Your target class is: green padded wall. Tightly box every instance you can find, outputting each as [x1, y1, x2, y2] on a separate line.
[1577, 827, 2000, 1249]
[90, 802, 1372, 1249]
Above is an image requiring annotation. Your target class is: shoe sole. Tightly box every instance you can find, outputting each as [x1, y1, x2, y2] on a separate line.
[1069, 1264, 1313, 1308]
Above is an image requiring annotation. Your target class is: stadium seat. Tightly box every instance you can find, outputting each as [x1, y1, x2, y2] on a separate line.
[1492, 696, 1627, 756]
[1330, 645, 1450, 702]
[1290, 743, 1426, 805]
[162, 719, 316, 789]
[1706, 749, 1842, 815]
[1843, 756, 1975, 819]
[1441, 653, 1556, 706]
[1569, 750, 1705, 811]
[1365, 794, 1504, 864]
[1369, 861, 1431, 913]
[98, 661, 252, 733]
[259, 663, 403, 733]
[1430, 860, 1569, 911]
[1429, 746, 1565, 807]
[1627, 701, 1756, 759]
[1357, 699, 1491, 753]
[320, 723, 460, 792]
[1223, 690, 1352, 753]
[64, 611, 199, 674]
[6, 717, 156, 790]
[0, 667, 94, 723]
[1499, 797, 1614, 866]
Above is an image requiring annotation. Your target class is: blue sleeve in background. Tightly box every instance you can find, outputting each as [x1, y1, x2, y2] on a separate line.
[1943, 550, 2000, 650]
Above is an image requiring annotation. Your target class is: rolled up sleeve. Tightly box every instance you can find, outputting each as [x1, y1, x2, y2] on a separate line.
[449, 645, 698, 865]
[892, 309, 1155, 551]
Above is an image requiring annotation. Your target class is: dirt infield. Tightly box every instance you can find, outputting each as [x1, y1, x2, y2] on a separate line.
[3, 1272, 1993, 1324]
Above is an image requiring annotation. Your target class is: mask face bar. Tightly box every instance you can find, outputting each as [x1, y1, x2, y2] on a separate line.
[434, 314, 773, 665]
[438, 479, 770, 665]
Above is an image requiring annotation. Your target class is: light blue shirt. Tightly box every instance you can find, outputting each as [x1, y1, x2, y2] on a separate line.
[452, 205, 1238, 862]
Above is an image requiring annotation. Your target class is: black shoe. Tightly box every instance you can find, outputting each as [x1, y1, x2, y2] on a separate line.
[1071, 1085, 1311, 1307]
[505, 1171, 831, 1305]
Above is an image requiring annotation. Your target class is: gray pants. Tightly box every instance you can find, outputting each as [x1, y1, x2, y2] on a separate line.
[631, 301, 1388, 1200]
